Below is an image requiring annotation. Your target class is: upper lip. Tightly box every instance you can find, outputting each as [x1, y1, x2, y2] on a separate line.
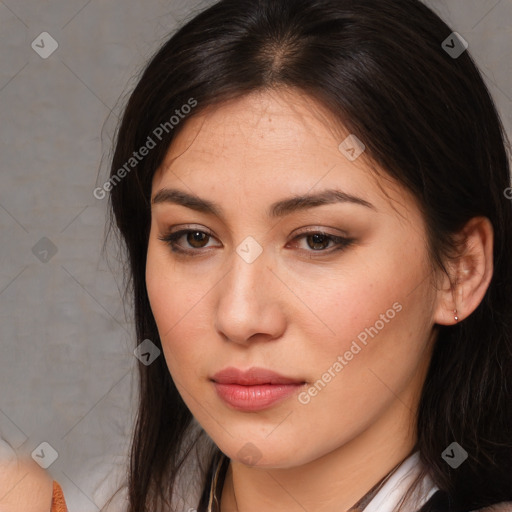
[211, 367, 305, 385]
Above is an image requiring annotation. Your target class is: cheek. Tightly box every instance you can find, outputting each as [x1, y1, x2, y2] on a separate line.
[145, 242, 214, 380]
[293, 269, 396, 354]
[293, 293, 428, 443]
[297, 250, 430, 379]
[146, 238, 201, 331]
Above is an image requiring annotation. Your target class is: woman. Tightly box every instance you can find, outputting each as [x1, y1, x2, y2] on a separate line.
[104, 0, 512, 511]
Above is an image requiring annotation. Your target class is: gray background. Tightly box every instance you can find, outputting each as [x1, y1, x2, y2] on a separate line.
[0, 1, 511, 511]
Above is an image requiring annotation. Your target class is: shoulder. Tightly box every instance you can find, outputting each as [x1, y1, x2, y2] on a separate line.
[473, 503, 512, 512]
[0, 455, 54, 512]
[425, 491, 512, 512]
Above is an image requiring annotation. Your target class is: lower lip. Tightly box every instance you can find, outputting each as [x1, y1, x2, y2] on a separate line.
[213, 382, 304, 411]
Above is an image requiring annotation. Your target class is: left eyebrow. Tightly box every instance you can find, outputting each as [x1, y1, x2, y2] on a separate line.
[151, 187, 376, 218]
[268, 188, 376, 217]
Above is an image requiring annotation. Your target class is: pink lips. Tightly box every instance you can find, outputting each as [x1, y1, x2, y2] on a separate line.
[211, 367, 306, 411]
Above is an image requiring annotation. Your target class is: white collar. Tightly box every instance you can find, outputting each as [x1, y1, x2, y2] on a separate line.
[207, 450, 439, 512]
[363, 451, 439, 512]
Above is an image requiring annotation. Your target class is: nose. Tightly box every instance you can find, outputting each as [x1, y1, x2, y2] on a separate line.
[214, 245, 286, 346]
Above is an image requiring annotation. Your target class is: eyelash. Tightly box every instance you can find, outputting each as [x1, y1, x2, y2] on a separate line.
[157, 228, 355, 257]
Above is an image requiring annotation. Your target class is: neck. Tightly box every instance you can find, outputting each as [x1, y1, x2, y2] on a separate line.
[220, 397, 419, 512]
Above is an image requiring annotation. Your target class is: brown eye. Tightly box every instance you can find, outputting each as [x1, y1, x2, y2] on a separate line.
[306, 233, 331, 250]
[157, 228, 218, 255]
[186, 231, 210, 248]
[289, 230, 355, 256]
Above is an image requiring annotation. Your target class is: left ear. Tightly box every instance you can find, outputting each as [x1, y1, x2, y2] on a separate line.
[433, 216, 494, 326]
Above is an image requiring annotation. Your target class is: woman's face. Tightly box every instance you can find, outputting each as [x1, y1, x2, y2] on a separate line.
[146, 88, 440, 468]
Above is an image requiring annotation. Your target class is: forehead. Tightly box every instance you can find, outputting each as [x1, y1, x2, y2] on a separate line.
[154, 88, 350, 177]
[151, 88, 416, 221]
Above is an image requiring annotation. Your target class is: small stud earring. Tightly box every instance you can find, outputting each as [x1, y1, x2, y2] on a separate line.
[454, 309, 459, 322]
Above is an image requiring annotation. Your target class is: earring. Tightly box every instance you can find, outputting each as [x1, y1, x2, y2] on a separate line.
[454, 309, 459, 322]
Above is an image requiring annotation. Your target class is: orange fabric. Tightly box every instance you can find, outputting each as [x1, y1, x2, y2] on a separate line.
[51, 481, 68, 512]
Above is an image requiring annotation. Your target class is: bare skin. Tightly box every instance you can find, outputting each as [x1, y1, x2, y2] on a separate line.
[0, 456, 53, 512]
[145, 87, 493, 511]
